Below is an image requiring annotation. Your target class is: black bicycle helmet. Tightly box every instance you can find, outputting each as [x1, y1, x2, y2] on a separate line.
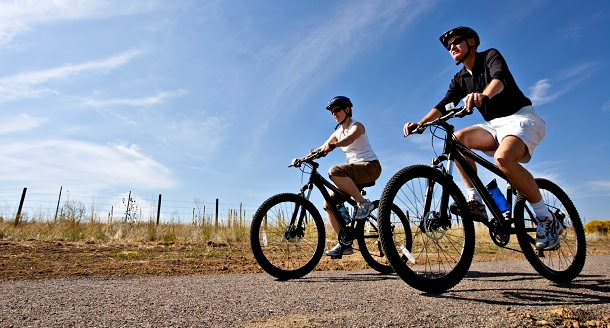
[326, 96, 353, 110]
[439, 26, 480, 49]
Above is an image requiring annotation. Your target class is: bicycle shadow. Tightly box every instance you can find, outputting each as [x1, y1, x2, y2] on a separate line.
[275, 271, 398, 283]
[427, 273, 610, 306]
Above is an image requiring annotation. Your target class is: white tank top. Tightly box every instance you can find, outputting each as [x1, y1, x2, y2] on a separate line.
[334, 120, 378, 163]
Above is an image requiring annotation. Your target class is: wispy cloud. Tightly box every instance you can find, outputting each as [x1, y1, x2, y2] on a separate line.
[157, 115, 229, 157]
[0, 49, 142, 102]
[0, 113, 43, 135]
[0, 1, 160, 45]
[83, 89, 186, 107]
[247, 0, 435, 155]
[0, 139, 176, 191]
[587, 180, 610, 191]
[602, 100, 610, 113]
[528, 61, 599, 106]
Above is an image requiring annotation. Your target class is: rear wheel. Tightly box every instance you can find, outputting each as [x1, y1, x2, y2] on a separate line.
[356, 200, 410, 274]
[514, 178, 586, 283]
[378, 165, 475, 293]
[250, 193, 325, 279]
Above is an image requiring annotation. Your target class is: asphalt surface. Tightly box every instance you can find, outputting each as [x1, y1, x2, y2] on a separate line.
[1, 255, 609, 327]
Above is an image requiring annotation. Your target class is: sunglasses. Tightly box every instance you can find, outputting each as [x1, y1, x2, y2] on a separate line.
[330, 107, 344, 114]
[445, 36, 466, 50]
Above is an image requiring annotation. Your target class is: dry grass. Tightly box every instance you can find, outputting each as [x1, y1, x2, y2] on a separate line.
[0, 218, 249, 245]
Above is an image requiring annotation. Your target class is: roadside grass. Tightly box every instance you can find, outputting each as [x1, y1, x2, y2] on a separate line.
[1, 218, 607, 255]
[0, 217, 249, 244]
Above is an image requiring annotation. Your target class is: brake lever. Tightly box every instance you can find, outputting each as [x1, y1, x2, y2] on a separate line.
[454, 107, 472, 118]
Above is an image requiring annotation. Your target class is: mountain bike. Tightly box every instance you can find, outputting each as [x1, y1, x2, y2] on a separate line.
[377, 105, 586, 293]
[250, 150, 410, 280]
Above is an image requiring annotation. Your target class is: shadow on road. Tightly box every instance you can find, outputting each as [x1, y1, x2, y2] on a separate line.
[429, 273, 610, 307]
[275, 271, 399, 283]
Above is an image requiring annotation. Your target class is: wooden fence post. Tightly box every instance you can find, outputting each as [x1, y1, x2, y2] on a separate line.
[156, 194, 162, 225]
[215, 198, 219, 228]
[15, 187, 27, 226]
[54, 186, 62, 222]
[124, 191, 132, 222]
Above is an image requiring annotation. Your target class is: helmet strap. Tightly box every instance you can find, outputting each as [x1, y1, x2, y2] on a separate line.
[334, 109, 349, 130]
[455, 44, 472, 65]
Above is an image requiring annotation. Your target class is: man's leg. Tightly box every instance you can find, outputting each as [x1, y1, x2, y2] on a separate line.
[493, 135, 541, 203]
[453, 126, 498, 192]
[495, 136, 560, 249]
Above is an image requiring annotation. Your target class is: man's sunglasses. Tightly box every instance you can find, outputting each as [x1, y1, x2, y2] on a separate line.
[445, 36, 466, 50]
[330, 107, 344, 114]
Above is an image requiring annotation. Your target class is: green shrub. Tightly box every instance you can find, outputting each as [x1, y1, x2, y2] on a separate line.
[584, 220, 610, 235]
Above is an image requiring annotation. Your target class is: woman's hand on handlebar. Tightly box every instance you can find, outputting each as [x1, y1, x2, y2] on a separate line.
[403, 122, 419, 137]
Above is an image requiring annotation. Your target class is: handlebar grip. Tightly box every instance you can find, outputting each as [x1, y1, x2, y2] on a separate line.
[407, 124, 425, 135]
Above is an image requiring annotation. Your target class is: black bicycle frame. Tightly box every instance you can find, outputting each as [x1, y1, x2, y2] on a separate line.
[292, 161, 356, 232]
[433, 121, 515, 229]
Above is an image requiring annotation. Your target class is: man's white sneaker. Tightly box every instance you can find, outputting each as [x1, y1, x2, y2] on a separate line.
[535, 211, 560, 250]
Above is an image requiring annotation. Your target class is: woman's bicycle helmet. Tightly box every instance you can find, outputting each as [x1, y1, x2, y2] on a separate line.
[326, 96, 353, 110]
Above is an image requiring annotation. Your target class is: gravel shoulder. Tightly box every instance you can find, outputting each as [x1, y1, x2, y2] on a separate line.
[1, 255, 609, 327]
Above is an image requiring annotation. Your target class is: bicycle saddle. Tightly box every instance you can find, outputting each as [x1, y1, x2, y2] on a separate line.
[356, 181, 375, 190]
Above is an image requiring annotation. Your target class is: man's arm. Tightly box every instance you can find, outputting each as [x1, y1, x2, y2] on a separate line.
[403, 108, 442, 136]
[464, 78, 504, 111]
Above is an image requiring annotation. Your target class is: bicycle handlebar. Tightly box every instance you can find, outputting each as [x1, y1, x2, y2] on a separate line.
[290, 149, 326, 168]
[408, 106, 471, 135]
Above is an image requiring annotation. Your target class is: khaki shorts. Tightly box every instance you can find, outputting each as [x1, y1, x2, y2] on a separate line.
[474, 106, 545, 163]
[328, 160, 381, 184]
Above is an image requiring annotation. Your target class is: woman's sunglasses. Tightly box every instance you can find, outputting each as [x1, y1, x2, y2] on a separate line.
[330, 107, 344, 114]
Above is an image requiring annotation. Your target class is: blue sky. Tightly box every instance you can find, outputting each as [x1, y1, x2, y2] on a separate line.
[0, 0, 608, 222]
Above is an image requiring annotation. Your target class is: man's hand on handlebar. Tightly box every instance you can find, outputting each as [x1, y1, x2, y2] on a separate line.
[464, 92, 488, 112]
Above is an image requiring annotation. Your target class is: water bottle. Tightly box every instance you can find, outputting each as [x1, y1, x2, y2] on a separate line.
[486, 179, 510, 213]
[338, 204, 350, 223]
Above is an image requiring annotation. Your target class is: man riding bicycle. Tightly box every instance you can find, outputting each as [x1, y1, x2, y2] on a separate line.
[402, 26, 561, 250]
[294, 96, 381, 257]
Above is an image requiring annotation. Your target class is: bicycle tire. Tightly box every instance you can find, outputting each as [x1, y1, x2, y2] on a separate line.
[378, 165, 475, 293]
[513, 178, 586, 283]
[250, 193, 326, 280]
[356, 201, 411, 274]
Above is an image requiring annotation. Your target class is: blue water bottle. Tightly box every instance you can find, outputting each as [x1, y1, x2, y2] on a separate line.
[338, 204, 351, 223]
[486, 179, 510, 212]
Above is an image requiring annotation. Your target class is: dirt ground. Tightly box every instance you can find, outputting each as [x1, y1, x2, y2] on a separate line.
[1, 238, 609, 281]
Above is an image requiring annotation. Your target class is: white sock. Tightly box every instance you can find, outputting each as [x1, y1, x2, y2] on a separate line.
[467, 188, 483, 204]
[531, 200, 550, 220]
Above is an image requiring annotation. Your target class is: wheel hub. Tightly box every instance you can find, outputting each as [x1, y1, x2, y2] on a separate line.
[422, 211, 447, 241]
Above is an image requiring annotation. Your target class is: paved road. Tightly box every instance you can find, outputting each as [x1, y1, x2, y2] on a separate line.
[1, 255, 609, 327]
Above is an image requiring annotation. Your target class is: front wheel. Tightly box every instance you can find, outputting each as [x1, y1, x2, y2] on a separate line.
[378, 165, 475, 293]
[356, 200, 411, 274]
[250, 193, 326, 280]
[514, 178, 586, 283]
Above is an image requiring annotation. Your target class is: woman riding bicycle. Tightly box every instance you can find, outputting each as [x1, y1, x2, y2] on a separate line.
[402, 26, 561, 250]
[295, 96, 381, 257]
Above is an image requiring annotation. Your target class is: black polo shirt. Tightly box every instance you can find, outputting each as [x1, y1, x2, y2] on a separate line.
[435, 48, 532, 121]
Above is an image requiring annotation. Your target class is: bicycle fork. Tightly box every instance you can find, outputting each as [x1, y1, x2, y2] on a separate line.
[422, 160, 454, 230]
[284, 183, 315, 241]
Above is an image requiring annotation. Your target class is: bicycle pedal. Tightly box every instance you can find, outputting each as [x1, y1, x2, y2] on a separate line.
[329, 255, 342, 260]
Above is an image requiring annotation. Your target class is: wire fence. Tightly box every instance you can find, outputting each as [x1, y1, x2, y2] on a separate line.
[0, 187, 258, 227]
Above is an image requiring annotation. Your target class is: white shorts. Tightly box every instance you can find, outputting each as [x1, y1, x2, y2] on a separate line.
[474, 106, 545, 163]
